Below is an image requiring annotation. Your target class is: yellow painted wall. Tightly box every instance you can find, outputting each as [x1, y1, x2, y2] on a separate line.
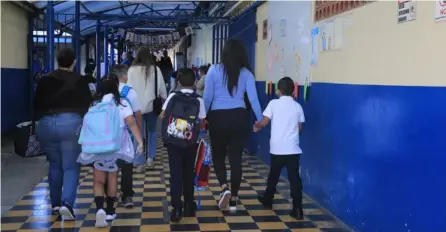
[312, 1, 446, 86]
[0, 1, 28, 69]
[255, 2, 268, 81]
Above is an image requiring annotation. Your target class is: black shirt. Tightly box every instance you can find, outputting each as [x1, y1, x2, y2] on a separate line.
[34, 69, 92, 118]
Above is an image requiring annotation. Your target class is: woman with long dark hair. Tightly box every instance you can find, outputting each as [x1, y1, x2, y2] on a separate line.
[203, 39, 263, 210]
[127, 46, 167, 171]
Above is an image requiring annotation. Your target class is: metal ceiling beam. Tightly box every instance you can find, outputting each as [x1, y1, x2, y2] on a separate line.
[81, 14, 229, 23]
[118, 1, 130, 16]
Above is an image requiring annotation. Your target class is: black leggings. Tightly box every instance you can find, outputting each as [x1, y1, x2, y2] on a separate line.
[208, 108, 250, 197]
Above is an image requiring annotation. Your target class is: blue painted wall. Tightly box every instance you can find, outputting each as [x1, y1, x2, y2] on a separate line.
[254, 81, 446, 232]
[1, 68, 30, 133]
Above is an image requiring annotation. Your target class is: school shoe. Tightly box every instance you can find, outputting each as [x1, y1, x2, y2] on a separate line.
[95, 209, 108, 227]
[170, 208, 182, 222]
[257, 196, 273, 209]
[121, 196, 134, 208]
[290, 207, 304, 220]
[105, 213, 117, 221]
[59, 204, 75, 221]
[52, 206, 61, 215]
[218, 187, 232, 210]
[229, 198, 237, 211]
[183, 201, 197, 217]
[146, 157, 154, 167]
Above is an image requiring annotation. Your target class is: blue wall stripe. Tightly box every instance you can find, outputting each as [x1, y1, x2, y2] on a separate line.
[254, 81, 446, 232]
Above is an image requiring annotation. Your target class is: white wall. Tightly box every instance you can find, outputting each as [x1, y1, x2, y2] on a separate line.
[187, 24, 213, 67]
[1, 2, 28, 69]
[312, 1, 446, 87]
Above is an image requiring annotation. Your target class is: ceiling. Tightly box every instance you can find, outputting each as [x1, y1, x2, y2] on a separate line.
[28, 1, 237, 36]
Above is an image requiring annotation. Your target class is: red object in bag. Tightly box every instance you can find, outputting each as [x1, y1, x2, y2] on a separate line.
[195, 137, 210, 187]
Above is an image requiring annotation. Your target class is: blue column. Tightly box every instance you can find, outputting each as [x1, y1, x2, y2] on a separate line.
[212, 25, 216, 64]
[75, 1, 81, 73]
[47, 1, 55, 71]
[110, 29, 115, 66]
[103, 25, 109, 75]
[95, 20, 101, 84]
[85, 37, 90, 61]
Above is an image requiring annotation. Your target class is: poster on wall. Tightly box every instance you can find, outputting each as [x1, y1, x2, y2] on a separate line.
[319, 21, 334, 52]
[311, 27, 319, 65]
[263, 19, 268, 40]
[280, 19, 286, 37]
[435, 0, 446, 22]
[398, 0, 416, 24]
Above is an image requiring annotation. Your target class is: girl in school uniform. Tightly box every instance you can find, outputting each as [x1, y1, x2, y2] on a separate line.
[77, 77, 143, 228]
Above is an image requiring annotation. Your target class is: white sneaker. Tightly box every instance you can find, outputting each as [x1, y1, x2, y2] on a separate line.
[146, 158, 154, 167]
[106, 214, 117, 221]
[218, 189, 232, 210]
[95, 209, 108, 228]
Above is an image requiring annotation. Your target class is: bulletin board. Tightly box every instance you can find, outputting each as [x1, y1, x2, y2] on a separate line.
[266, 1, 313, 85]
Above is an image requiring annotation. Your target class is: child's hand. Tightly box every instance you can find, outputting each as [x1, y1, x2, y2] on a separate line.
[136, 143, 143, 155]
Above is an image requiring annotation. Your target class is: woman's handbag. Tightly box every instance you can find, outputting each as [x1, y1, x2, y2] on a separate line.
[153, 66, 163, 116]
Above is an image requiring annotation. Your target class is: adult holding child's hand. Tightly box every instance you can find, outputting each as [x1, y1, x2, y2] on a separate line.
[203, 39, 263, 211]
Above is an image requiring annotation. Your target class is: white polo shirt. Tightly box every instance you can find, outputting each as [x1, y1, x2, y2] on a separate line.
[119, 83, 142, 113]
[263, 96, 305, 155]
[162, 89, 206, 119]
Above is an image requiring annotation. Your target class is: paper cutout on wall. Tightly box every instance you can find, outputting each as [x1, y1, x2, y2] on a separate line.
[280, 19, 286, 37]
[268, 24, 273, 46]
[311, 27, 319, 65]
[274, 44, 279, 61]
[319, 21, 334, 52]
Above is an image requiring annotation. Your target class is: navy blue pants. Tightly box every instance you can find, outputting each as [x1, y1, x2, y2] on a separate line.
[167, 145, 197, 209]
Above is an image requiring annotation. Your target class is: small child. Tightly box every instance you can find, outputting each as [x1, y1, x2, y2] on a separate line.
[77, 77, 143, 228]
[159, 68, 206, 222]
[253, 77, 305, 220]
[111, 64, 143, 208]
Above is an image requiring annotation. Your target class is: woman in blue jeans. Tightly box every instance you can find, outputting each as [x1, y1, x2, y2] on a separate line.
[127, 46, 167, 171]
[34, 48, 92, 220]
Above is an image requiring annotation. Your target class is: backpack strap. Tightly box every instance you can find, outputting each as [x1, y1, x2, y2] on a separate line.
[120, 85, 132, 98]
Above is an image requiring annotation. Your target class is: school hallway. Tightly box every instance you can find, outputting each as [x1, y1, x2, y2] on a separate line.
[2, 1, 445, 232]
[0, 137, 350, 232]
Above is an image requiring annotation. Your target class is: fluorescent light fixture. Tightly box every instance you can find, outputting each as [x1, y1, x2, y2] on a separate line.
[134, 27, 176, 31]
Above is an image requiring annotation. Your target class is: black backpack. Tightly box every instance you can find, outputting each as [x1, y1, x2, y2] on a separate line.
[161, 91, 201, 148]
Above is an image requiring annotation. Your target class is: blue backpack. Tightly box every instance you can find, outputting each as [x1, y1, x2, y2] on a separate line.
[78, 99, 122, 154]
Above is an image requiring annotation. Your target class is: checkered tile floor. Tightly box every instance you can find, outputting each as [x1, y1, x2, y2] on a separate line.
[1, 138, 349, 232]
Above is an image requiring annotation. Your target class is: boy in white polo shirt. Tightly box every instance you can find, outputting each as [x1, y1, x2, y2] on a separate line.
[253, 77, 305, 220]
[110, 65, 143, 208]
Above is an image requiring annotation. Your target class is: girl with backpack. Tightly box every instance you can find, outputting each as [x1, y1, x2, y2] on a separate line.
[77, 77, 143, 228]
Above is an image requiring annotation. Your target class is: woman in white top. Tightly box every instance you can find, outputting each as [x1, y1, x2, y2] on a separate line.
[127, 46, 167, 170]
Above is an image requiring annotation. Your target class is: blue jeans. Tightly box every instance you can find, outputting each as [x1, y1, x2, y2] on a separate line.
[36, 113, 82, 207]
[134, 112, 158, 165]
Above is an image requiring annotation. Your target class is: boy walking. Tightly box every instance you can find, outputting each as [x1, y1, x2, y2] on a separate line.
[159, 68, 206, 222]
[110, 65, 143, 208]
[253, 77, 305, 220]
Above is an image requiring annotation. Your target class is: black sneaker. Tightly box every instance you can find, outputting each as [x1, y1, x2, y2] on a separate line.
[59, 203, 75, 221]
[121, 196, 134, 208]
[257, 196, 273, 209]
[218, 187, 231, 210]
[290, 207, 304, 220]
[229, 199, 237, 211]
[183, 201, 197, 217]
[170, 207, 182, 222]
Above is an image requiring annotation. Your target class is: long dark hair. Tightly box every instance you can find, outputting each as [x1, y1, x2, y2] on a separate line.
[94, 74, 121, 106]
[132, 46, 155, 86]
[221, 39, 252, 96]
